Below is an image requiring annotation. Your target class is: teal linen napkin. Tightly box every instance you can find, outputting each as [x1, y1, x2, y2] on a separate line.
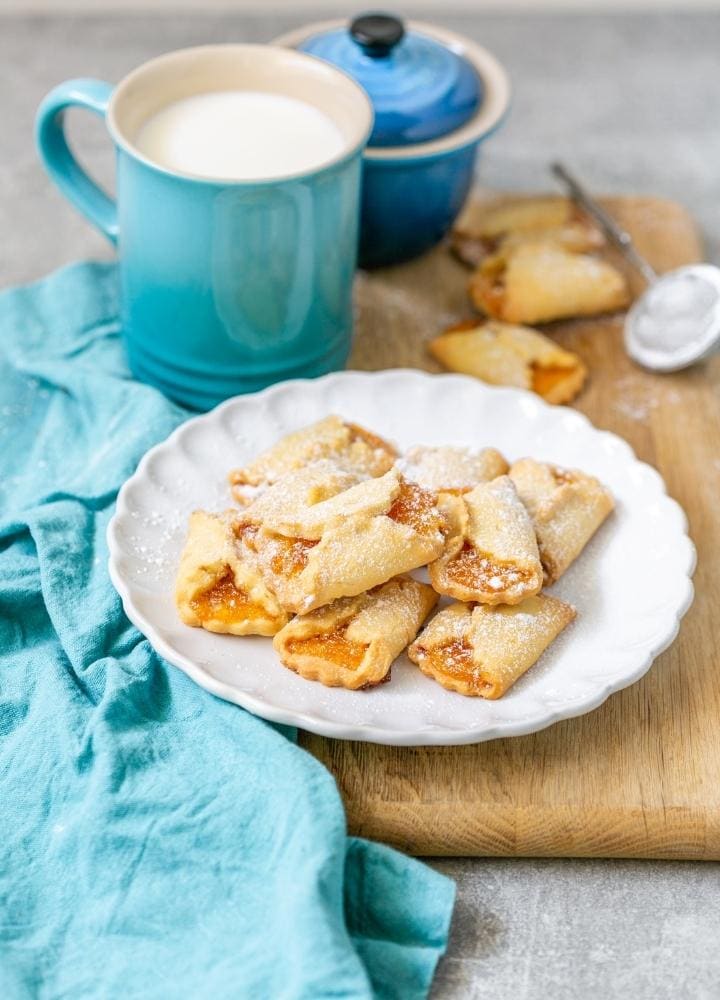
[0, 262, 454, 999]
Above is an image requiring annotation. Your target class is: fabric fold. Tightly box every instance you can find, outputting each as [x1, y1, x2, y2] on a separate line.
[0, 262, 454, 999]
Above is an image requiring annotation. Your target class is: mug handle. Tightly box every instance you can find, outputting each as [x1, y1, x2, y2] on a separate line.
[35, 79, 118, 245]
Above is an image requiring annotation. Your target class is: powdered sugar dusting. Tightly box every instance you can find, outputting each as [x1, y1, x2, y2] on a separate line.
[399, 445, 509, 493]
[611, 374, 682, 422]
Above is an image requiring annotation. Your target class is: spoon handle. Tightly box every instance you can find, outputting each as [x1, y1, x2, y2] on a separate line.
[550, 162, 658, 286]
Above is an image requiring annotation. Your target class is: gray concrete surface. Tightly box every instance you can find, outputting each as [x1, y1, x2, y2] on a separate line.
[430, 858, 720, 999]
[2, 10, 720, 999]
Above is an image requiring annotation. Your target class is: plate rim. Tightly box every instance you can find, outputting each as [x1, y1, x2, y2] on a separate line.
[107, 368, 696, 746]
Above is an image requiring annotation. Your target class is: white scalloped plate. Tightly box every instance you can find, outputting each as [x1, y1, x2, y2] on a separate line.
[107, 370, 695, 746]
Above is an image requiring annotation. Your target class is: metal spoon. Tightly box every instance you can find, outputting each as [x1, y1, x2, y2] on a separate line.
[551, 162, 720, 372]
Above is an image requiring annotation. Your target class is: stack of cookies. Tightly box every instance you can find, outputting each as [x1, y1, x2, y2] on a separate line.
[175, 416, 613, 699]
[430, 197, 631, 404]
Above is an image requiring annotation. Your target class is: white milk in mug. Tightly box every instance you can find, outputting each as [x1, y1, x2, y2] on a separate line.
[134, 90, 346, 180]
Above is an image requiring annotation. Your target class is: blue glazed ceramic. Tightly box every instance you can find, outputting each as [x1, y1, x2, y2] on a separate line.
[297, 16, 482, 147]
[274, 18, 511, 269]
[360, 144, 478, 269]
[36, 45, 373, 410]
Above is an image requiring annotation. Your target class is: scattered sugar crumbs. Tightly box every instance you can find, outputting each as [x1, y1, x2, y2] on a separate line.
[611, 374, 682, 422]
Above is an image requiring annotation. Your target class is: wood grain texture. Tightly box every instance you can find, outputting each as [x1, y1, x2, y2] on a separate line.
[299, 194, 720, 859]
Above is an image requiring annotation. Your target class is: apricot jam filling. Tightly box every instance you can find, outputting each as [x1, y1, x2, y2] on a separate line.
[417, 641, 495, 695]
[190, 572, 261, 624]
[531, 364, 572, 398]
[286, 625, 367, 669]
[444, 543, 533, 593]
[387, 482, 441, 535]
[418, 640, 475, 678]
[269, 536, 318, 577]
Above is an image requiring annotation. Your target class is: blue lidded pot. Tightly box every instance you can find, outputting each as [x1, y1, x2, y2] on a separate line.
[274, 14, 510, 268]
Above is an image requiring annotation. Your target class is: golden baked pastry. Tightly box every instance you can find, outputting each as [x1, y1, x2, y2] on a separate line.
[399, 445, 508, 495]
[228, 415, 397, 503]
[408, 594, 576, 698]
[429, 475, 543, 605]
[273, 576, 437, 690]
[428, 319, 587, 404]
[469, 242, 630, 325]
[510, 458, 614, 583]
[239, 460, 362, 525]
[452, 196, 603, 268]
[174, 413, 617, 700]
[176, 510, 288, 636]
[239, 468, 446, 615]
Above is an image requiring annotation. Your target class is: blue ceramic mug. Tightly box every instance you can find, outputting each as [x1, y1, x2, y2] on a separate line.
[36, 45, 373, 410]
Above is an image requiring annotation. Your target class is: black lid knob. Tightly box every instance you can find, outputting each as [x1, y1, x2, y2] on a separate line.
[350, 13, 405, 58]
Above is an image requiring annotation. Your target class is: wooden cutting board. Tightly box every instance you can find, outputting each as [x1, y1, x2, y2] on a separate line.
[298, 194, 720, 860]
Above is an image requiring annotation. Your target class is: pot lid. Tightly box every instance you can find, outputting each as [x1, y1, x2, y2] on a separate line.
[296, 12, 484, 147]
